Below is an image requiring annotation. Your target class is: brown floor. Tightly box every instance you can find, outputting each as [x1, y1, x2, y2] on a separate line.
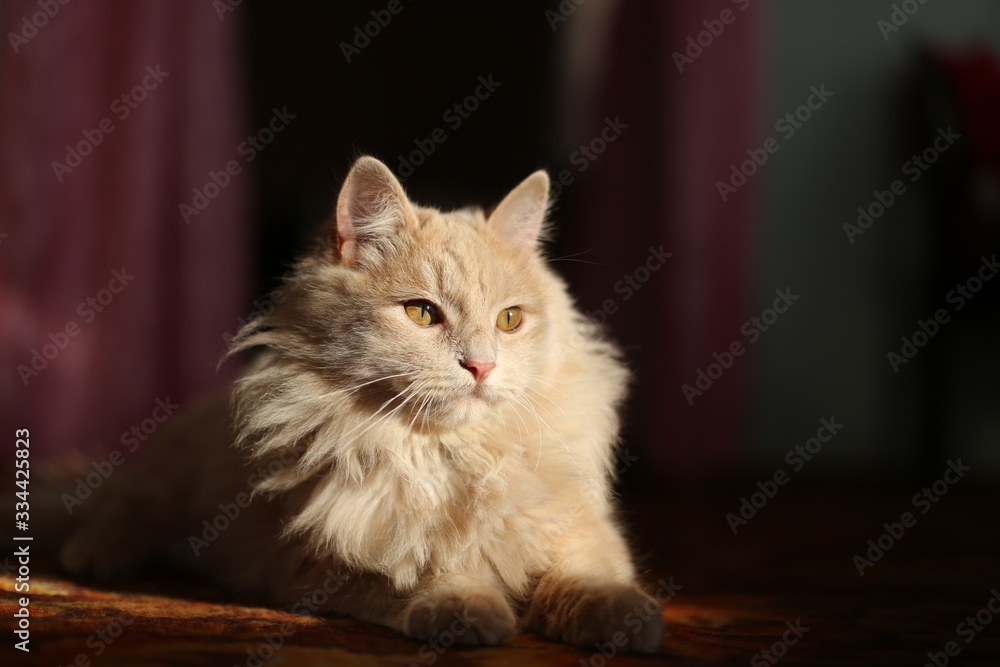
[2, 483, 999, 666]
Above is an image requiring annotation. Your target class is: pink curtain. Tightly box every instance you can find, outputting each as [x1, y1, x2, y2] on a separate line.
[566, 0, 765, 478]
[1, 1, 250, 458]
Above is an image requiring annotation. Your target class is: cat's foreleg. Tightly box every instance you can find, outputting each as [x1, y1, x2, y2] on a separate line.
[398, 572, 516, 645]
[304, 568, 515, 646]
[525, 513, 663, 653]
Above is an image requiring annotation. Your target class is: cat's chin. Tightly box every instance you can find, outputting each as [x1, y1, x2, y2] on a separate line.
[424, 389, 497, 430]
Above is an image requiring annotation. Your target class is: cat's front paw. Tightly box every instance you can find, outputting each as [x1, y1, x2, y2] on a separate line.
[402, 585, 515, 646]
[527, 581, 663, 653]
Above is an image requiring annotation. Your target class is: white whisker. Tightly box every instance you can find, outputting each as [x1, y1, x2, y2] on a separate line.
[310, 370, 420, 401]
[339, 380, 428, 450]
[506, 393, 548, 471]
[525, 385, 572, 422]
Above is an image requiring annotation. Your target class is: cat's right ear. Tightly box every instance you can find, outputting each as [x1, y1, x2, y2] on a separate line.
[334, 156, 414, 267]
[488, 170, 551, 255]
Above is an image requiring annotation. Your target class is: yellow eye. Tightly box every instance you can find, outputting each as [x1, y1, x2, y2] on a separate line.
[405, 300, 440, 326]
[497, 307, 522, 332]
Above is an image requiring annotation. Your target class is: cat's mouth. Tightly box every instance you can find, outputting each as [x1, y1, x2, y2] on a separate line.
[453, 382, 498, 409]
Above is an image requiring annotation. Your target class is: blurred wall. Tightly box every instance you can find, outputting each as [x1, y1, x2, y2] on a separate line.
[753, 0, 1000, 479]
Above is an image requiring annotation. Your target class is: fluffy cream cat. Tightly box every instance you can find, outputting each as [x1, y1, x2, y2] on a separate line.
[59, 156, 663, 651]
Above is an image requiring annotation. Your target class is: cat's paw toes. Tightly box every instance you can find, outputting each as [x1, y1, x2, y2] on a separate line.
[530, 583, 663, 653]
[403, 587, 516, 646]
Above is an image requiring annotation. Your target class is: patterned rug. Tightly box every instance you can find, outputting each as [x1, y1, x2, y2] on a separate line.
[2, 484, 998, 666]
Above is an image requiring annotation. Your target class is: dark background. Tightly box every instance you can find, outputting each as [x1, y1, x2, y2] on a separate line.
[245, 3, 558, 290]
[242, 1, 1000, 485]
[3, 2, 1000, 664]
[3, 0, 999, 486]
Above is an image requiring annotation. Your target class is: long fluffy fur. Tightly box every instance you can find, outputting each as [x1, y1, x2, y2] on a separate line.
[57, 157, 663, 651]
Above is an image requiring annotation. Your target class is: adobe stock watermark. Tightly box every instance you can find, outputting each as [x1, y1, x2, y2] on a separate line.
[548, 116, 629, 200]
[544, 0, 587, 31]
[877, 0, 931, 41]
[585, 244, 671, 326]
[53, 612, 134, 667]
[682, 288, 800, 405]
[212, 0, 242, 21]
[750, 619, 810, 666]
[575, 578, 681, 667]
[887, 254, 997, 373]
[179, 106, 296, 224]
[922, 588, 1000, 667]
[844, 126, 960, 244]
[238, 569, 350, 667]
[224, 237, 329, 347]
[17, 268, 135, 386]
[430, 113, 627, 217]
[222, 283, 288, 347]
[0, 555, 19, 577]
[61, 397, 180, 514]
[852, 459, 970, 576]
[340, 0, 415, 63]
[394, 74, 502, 178]
[726, 417, 844, 534]
[188, 450, 298, 556]
[717, 84, 833, 202]
[51, 65, 169, 182]
[406, 611, 480, 666]
[7, 0, 71, 54]
[671, 0, 754, 73]
[544, 114, 635, 357]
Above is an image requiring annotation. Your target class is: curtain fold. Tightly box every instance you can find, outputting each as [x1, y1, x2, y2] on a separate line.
[564, 0, 765, 478]
[1, 1, 251, 458]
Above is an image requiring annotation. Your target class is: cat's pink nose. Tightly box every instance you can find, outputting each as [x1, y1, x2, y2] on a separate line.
[461, 358, 496, 383]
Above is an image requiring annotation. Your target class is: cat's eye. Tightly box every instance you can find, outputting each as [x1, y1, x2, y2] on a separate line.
[404, 300, 440, 326]
[497, 307, 522, 332]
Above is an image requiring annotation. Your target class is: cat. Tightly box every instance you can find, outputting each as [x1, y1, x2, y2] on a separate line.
[58, 156, 664, 652]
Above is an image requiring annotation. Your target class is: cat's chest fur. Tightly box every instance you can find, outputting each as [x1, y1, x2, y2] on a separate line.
[288, 422, 556, 593]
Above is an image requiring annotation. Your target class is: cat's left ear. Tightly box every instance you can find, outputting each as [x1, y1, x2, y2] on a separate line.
[488, 170, 550, 254]
[334, 156, 415, 267]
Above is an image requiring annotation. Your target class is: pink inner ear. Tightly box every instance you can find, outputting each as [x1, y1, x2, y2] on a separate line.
[505, 198, 546, 247]
[332, 157, 411, 267]
[335, 180, 359, 265]
[335, 225, 357, 266]
[491, 171, 551, 252]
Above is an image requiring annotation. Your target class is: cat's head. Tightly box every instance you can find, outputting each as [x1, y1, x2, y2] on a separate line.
[274, 156, 570, 430]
